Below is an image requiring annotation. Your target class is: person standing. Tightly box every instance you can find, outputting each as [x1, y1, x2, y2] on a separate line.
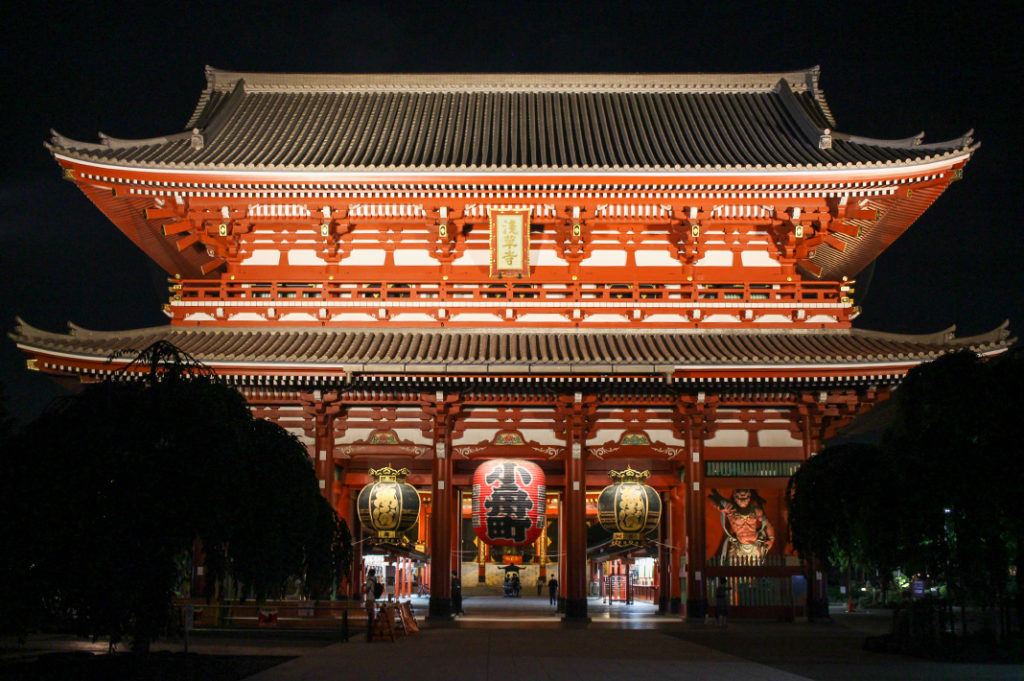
[715, 576, 732, 626]
[536, 575, 545, 596]
[451, 570, 465, 615]
[548, 577, 559, 606]
[363, 568, 378, 641]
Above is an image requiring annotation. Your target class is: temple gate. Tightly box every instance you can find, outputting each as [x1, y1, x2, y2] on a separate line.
[13, 67, 1011, 619]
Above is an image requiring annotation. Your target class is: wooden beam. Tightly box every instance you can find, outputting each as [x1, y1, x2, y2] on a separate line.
[796, 259, 823, 278]
[161, 220, 194, 236]
[828, 222, 861, 238]
[200, 258, 226, 275]
[823, 234, 847, 253]
[843, 207, 878, 221]
[144, 207, 178, 220]
[175, 232, 201, 251]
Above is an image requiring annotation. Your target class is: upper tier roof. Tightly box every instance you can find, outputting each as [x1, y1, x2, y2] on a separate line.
[48, 66, 975, 173]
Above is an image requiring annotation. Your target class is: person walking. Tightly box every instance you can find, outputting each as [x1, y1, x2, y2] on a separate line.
[715, 576, 732, 626]
[451, 570, 465, 615]
[548, 577, 559, 606]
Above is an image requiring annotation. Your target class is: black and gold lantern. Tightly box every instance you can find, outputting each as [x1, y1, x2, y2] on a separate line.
[357, 466, 420, 545]
[596, 467, 662, 546]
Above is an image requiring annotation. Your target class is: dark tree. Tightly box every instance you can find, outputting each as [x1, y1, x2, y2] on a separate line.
[885, 349, 1024, 634]
[787, 442, 888, 573]
[0, 343, 350, 650]
[788, 347, 1024, 640]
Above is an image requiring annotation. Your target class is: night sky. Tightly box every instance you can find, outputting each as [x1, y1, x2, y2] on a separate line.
[2, 2, 1021, 423]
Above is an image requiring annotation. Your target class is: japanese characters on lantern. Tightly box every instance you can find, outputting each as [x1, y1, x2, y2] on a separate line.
[472, 459, 546, 546]
[356, 465, 420, 545]
[597, 467, 662, 546]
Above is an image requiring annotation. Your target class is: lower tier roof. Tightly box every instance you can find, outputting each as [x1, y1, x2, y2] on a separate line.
[12, 320, 1012, 378]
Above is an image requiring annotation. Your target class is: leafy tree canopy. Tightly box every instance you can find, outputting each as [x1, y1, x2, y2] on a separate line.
[788, 347, 1024, 613]
[0, 343, 350, 650]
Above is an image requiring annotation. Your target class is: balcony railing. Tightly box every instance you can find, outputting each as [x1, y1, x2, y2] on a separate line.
[167, 279, 852, 328]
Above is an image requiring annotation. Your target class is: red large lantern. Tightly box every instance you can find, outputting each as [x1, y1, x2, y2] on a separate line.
[472, 459, 546, 547]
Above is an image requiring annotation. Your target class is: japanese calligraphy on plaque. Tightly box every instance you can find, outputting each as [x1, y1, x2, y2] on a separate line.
[472, 459, 546, 546]
[488, 207, 532, 277]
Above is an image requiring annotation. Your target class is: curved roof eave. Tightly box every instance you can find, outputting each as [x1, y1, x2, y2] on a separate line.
[49, 147, 974, 179]
[11, 317, 1014, 348]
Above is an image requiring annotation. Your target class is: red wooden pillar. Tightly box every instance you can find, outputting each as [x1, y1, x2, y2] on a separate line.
[540, 495, 553, 583]
[477, 537, 488, 583]
[451, 488, 463, 584]
[428, 439, 453, 618]
[351, 498, 365, 601]
[653, 554, 661, 606]
[535, 529, 547, 582]
[333, 481, 351, 598]
[314, 436, 334, 507]
[563, 441, 588, 619]
[302, 391, 341, 508]
[625, 558, 633, 605]
[800, 407, 828, 619]
[658, 490, 672, 614]
[685, 432, 708, 619]
[557, 491, 566, 610]
[417, 498, 429, 548]
[670, 485, 685, 613]
[421, 498, 431, 594]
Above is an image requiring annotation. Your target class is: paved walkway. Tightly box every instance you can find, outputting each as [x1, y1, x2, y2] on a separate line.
[240, 594, 1021, 681]
[3, 594, 1020, 680]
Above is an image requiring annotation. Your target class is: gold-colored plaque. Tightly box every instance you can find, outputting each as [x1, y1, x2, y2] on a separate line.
[488, 207, 532, 277]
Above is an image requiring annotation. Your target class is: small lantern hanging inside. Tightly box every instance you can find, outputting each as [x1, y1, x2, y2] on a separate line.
[357, 465, 420, 545]
[597, 467, 661, 546]
[472, 459, 546, 547]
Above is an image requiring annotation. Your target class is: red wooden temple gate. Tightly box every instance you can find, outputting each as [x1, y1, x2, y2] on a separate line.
[13, 67, 1012, 619]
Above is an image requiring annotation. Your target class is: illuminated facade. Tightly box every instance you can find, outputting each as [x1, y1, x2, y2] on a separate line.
[13, 67, 1011, 619]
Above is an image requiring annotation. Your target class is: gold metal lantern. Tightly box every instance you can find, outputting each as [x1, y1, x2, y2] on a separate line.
[596, 467, 661, 546]
[356, 465, 420, 544]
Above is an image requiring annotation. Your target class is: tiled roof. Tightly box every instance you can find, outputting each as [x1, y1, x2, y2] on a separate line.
[11, 320, 1012, 374]
[48, 67, 974, 172]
